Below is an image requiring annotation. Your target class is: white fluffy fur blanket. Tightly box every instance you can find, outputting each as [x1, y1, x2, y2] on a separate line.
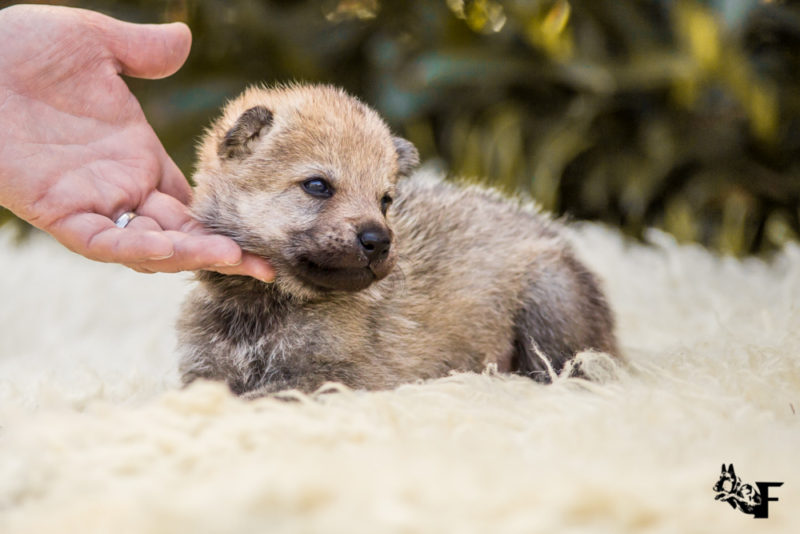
[0, 224, 797, 533]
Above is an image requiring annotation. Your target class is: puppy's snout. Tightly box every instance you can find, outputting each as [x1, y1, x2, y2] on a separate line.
[358, 227, 391, 262]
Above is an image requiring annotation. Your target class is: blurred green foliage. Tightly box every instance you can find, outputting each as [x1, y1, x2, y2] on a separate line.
[2, 0, 800, 255]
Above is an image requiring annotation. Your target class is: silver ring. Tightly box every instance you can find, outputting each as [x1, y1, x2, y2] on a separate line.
[114, 211, 137, 229]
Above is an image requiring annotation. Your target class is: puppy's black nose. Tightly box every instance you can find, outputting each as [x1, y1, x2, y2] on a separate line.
[358, 228, 391, 262]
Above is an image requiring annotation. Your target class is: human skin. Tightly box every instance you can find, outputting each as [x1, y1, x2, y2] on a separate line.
[0, 4, 274, 280]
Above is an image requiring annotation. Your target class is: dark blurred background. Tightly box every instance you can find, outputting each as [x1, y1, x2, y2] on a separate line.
[2, 0, 800, 256]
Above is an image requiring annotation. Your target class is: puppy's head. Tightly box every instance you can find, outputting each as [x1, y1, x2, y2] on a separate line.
[192, 84, 419, 299]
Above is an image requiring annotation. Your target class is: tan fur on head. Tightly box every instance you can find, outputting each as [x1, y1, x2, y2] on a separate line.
[191, 83, 417, 299]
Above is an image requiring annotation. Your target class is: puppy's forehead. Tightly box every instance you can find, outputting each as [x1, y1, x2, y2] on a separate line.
[284, 99, 393, 159]
[281, 105, 391, 155]
[258, 87, 396, 172]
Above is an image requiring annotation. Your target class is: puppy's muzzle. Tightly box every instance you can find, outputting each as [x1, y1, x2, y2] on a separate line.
[358, 226, 391, 263]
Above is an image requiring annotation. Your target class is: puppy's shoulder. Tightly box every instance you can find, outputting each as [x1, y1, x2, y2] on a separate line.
[394, 169, 560, 240]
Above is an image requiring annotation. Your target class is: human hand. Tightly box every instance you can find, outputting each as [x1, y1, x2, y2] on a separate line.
[0, 5, 274, 281]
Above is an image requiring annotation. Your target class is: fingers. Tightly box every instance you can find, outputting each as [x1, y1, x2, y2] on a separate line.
[202, 252, 276, 281]
[96, 13, 192, 79]
[124, 214, 163, 232]
[53, 213, 175, 263]
[136, 190, 196, 232]
[135, 193, 276, 279]
[52, 209, 275, 281]
[126, 233, 276, 282]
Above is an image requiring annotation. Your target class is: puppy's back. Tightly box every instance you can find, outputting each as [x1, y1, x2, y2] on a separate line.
[366, 171, 618, 382]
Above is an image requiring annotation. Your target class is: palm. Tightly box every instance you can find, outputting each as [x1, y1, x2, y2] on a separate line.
[0, 5, 272, 280]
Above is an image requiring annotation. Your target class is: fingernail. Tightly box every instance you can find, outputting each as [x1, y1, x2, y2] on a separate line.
[213, 259, 242, 267]
[148, 252, 175, 261]
[259, 268, 276, 283]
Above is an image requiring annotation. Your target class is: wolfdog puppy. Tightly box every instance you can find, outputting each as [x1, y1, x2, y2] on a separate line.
[178, 84, 618, 396]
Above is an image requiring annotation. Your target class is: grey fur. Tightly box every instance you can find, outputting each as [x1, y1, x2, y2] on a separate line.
[178, 84, 618, 396]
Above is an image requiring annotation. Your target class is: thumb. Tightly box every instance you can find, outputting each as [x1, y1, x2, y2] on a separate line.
[96, 14, 192, 79]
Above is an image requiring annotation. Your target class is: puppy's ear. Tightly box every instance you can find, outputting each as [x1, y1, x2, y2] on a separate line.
[218, 106, 273, 159]
[393, 137, 419, 177]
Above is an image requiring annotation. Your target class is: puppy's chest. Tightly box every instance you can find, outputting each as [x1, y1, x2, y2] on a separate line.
[216, 296, 368, 363]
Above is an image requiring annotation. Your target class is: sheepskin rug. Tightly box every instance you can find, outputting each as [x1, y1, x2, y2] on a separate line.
[1, 223, 797, 534]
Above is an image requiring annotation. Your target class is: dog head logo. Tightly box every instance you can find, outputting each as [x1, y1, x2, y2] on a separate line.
[713, 464, 783, 519]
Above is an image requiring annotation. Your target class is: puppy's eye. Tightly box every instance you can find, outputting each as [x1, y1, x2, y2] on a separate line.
[380, 194, 393, 215]
[302, 177, 333, 199]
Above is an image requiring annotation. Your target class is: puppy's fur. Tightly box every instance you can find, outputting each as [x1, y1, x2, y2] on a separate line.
[178, 84, 618, 396]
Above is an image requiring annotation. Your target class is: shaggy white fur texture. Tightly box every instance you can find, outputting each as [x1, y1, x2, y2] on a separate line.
[0, 225, 797, 533]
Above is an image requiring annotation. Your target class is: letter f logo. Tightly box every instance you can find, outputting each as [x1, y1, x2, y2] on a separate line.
[754, 482, 783, 519]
